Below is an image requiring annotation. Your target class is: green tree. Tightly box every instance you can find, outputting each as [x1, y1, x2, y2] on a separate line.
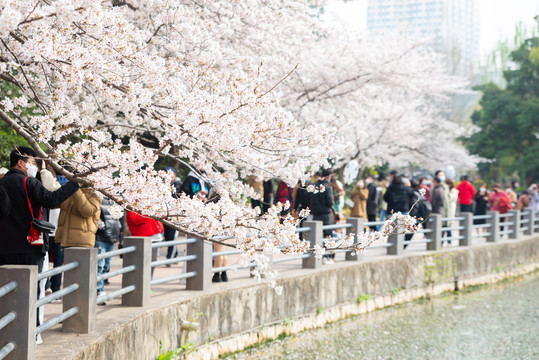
[461, 32, 539, 184]
[0, 82, 29, 168]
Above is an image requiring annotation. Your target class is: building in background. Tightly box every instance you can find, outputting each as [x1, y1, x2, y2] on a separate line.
[367, 0, 480, 78]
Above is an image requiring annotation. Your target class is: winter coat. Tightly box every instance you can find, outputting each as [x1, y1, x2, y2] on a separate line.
[96, 198, 121, 244]
[490, 190, 512, 214]
[447, 188, 459, 218]
[179, 172, 209, 198]
[0, 185, 10, 219]
[0, 169, 79, 255]
[126, 211, 164, 237]
[275, 181, 292, 206]
[39, 169, 61, 244]
[308, 180, 334, 215]
[516, 194, 530, 210]
[247, 176, 264, 199]
[350, 186, 368, 219]
[431, 186, 445, 215]
[456, 180, 475, 205]
[294, 181, 310, 212]
[383, 183, 412, 214]
[366, 182, 379, 216]
[474, 191, 490, 216]
[57, 188, 101, 248]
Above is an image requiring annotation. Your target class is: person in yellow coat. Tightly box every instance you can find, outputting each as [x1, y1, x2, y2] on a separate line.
[350, 179, 369, 220]
[56, 186, 101, 248]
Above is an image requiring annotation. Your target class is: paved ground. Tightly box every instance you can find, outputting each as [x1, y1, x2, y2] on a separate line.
[35, 230, 491, 359]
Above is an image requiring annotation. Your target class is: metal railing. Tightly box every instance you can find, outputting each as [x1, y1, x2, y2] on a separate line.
[1, 207, 538, 360]
[0, 280, 17, 359]
[150, 238, 199, 286]
[36, 261, 80, 333]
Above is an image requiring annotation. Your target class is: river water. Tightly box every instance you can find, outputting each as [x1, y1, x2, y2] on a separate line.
[229, 273, 539, 360]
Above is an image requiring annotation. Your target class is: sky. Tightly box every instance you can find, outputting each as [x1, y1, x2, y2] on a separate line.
[327, 0, 539, 60]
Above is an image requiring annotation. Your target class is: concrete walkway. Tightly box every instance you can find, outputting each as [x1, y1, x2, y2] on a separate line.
[36, 232, 488, 359]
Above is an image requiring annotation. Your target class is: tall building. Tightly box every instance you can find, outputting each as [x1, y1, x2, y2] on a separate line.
[367, 0, 480, 78]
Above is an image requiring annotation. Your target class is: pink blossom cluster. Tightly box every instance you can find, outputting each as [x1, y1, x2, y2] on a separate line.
[0, 1, 446, 286]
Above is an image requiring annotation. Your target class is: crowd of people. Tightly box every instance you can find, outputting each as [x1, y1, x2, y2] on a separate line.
[1, 148, 538, 343]
[250, 169, 539, 249]
[0, 148, 221, 344]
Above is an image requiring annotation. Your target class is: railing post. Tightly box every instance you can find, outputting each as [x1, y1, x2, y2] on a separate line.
[63, 247, 97, 333]
[426, 213, 442, 251]
[122, 237, 151, 306]
[461, 212, 473, 246]
[0, 265, 37, 360]
[186, 238, 212, 291]
[345, 217, 364, 261]
[387, 232, 404, 255]
[508, 210, 520, 239]
[486, 211, 500, 242]
[523, 208, 534, 236]
[302, 220, 323, 269]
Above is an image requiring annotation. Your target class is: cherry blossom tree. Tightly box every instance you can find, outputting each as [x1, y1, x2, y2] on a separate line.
[0, 1, 440, 287]
[276, 26, 477, 171]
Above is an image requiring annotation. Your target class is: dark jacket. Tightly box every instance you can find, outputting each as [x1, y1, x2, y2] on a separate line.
[294, 181, 310, 212]
[383, 183, 412, 214]
[171, 177, 182, 199]
[366, 182, 379, 216]
[431, 185, 445, 215]
[0, 169, 79, 255]
[308, 180, 334, 215]
[263, 180, 274, 204]
[179, 174, 209, 198]
[0, 185, 11, 219]
[96, 198, 121, 244]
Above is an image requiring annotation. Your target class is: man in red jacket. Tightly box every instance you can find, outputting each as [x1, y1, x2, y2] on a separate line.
[457, 175, 476, 213]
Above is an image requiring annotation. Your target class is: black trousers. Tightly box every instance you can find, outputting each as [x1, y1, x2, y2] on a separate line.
[0, 253, 44, 327]
[367, 213, 377, 231]
[163, 225, 177, 259]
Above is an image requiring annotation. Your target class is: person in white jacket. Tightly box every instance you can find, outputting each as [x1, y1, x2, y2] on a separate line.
[37, 161, 62, 343]
[445, 178, 459, 245]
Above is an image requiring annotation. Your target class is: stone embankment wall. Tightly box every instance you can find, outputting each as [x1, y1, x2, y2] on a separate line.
[72, 237, 539, 360]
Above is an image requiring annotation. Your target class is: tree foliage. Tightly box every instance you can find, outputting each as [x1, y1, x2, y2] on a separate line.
[0, 81, 28, 167]
[462, 33, 539, 183]
[0, 1, 463, 283]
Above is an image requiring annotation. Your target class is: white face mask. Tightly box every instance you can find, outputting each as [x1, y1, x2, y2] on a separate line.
[26, 164, 38, 178]
[366, 178, 373, 185]
[438, 175, 446, 182]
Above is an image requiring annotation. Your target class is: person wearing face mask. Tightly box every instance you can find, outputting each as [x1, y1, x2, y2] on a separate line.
[0, 147, 79, 337]
[473, 183, 490, 234]
[434, 170, 451, 217]
[350, 178, 369, 221]
[0, 147, 80, 261]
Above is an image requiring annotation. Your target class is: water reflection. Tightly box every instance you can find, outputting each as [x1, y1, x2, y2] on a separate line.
[229, 273, 539, 360]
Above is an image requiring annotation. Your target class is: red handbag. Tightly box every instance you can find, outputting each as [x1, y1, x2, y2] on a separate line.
[24, 177, 46, 246]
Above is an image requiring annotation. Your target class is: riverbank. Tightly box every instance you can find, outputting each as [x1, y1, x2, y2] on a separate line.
[226, 270, 539, 359]
[186, 236, 539, 360]
[36, 235, 539, 360]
